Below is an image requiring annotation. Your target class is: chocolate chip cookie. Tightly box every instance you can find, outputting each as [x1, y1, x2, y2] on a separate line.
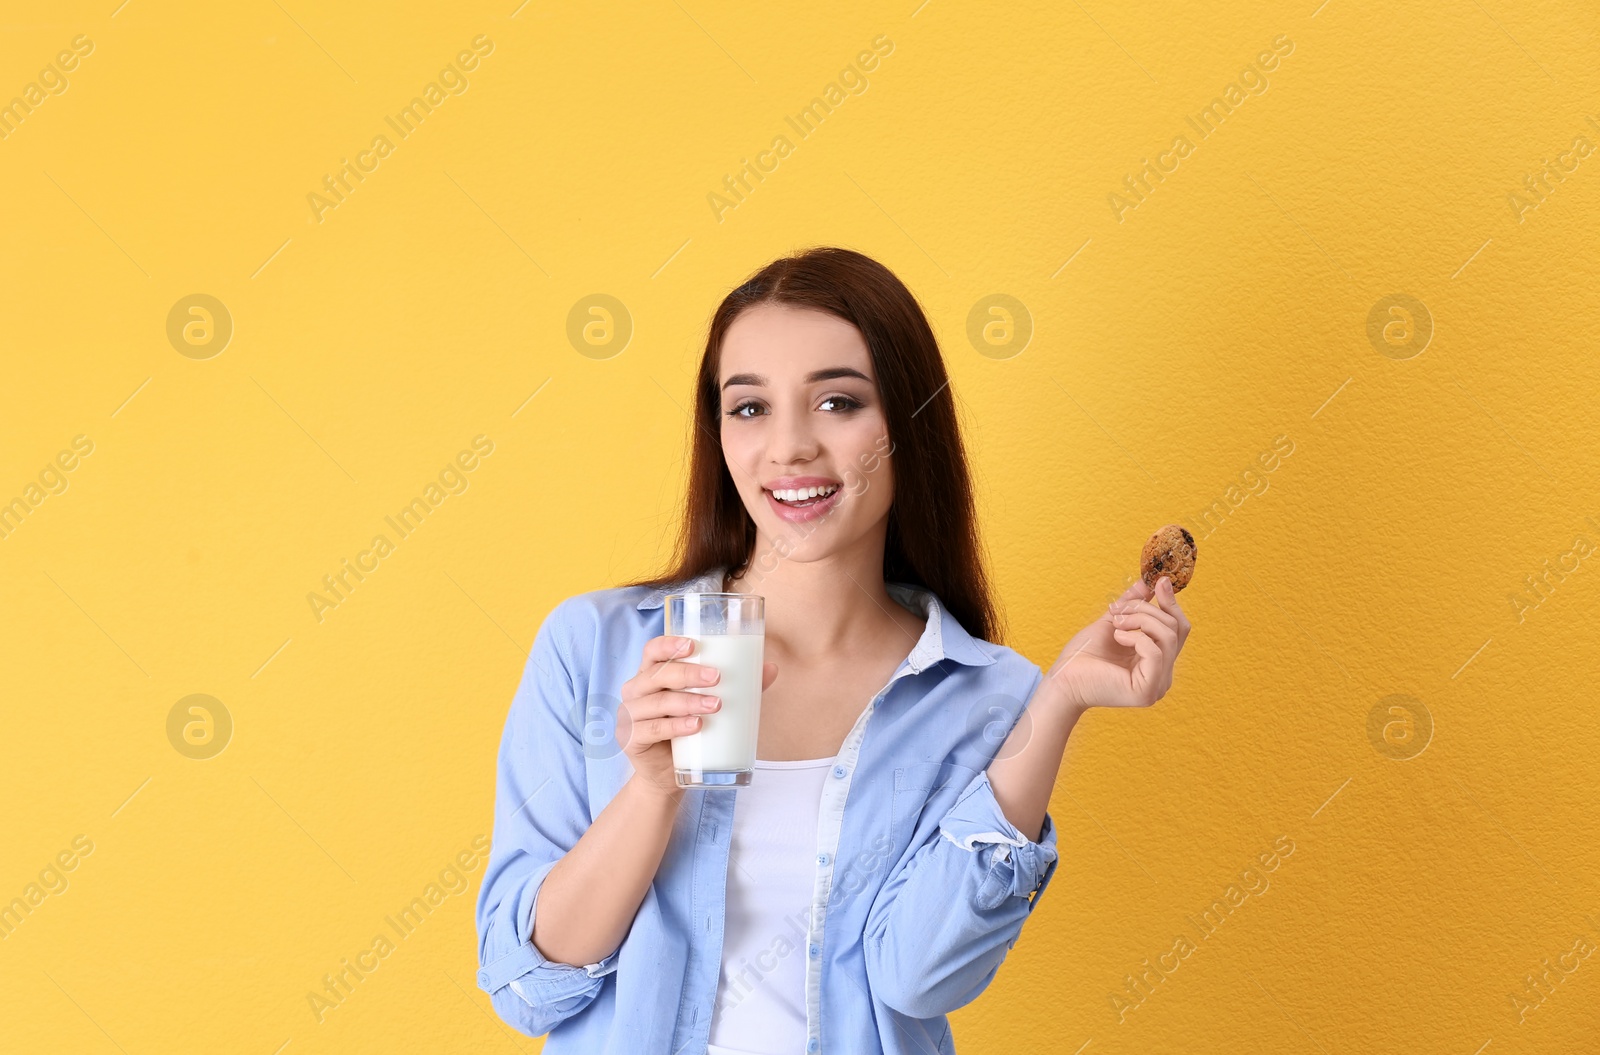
[1141, 524, 1197, 592]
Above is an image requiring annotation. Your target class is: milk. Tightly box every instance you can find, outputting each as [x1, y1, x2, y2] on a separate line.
[672, 632, 765, 778]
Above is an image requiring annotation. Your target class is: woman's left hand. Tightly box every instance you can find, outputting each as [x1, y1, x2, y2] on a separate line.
[1044, 576, 1191, 711]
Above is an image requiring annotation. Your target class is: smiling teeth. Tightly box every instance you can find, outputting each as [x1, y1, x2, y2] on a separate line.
[772, 484, 839, 502]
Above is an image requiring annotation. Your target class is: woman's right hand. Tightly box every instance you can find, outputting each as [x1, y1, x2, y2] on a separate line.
[618, 635, 778, 799]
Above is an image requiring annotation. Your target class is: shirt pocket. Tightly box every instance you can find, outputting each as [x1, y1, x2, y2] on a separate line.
[891, 760, 978, 846]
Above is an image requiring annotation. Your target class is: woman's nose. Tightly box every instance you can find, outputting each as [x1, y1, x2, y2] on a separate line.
[768, 406, 820, 463]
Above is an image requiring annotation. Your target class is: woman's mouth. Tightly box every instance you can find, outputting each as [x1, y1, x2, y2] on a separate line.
[764, 483, 842, 522]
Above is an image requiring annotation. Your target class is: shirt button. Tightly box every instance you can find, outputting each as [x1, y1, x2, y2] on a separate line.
[808, 943, 820, 958]
[807, 1040, 819, 1053]
[817, 852, 828, 865]
[476, 970, 489, 986]
[832, 765, 846, 778]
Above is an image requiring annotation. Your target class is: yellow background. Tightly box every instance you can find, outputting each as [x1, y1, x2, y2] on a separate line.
[2, 1, 1597, 1052]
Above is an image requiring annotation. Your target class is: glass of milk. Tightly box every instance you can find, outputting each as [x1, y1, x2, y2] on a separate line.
[665, 591, 765, 788]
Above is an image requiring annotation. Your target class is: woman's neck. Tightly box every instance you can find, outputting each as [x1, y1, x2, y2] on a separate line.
[725, 549, 920, 660]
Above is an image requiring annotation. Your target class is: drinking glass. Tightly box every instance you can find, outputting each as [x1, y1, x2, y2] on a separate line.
[665, 591, 765, 788]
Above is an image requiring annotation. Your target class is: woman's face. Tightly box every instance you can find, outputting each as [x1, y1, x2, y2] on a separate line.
[718, 302, 895, 566]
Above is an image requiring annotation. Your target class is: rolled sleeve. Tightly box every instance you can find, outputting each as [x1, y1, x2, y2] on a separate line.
[478, 861, 621, 1005]
[864, 768, 1060, 1020]
[939, 769, 1060, 904]
[475, 599, 619, 1037]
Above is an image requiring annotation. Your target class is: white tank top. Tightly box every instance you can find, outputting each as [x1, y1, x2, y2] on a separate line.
[706, 755, 833, 1055]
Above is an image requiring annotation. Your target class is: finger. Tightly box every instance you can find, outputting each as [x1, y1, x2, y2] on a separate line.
[641, 635, 698, 669]
[761, 660, 779, 691]
[653, 657, 722, 692]
[1156, 577, 1192, 641]
[1114, 614, 1175, 656]
[1152, 576, 1186, 621]
[1111, 607, 1177, 651]
[629, 689, 722, 721]
[625, 713, 706, 749]
[1111, 597, 1177, 632]
[1112, 626, 1163, 698]
[1116, 579, 1153, 605]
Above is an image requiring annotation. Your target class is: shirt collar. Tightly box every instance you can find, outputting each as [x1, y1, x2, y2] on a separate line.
[634, 565, 996, 672]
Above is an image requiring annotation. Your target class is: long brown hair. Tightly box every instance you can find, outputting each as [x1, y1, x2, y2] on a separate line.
[618, 246, 1005, 645]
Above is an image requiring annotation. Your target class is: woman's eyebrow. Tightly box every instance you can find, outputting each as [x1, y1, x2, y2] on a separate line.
[721, 366, 872, 391]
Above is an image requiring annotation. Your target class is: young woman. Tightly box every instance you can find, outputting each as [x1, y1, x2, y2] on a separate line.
[474, 247, 1191, 1054]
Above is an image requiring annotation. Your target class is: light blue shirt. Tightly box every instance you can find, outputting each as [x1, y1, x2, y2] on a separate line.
[474, 565, 1061, 1054]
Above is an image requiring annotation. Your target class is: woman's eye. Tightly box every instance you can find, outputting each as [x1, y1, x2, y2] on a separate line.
[726, 396, 860, 418]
